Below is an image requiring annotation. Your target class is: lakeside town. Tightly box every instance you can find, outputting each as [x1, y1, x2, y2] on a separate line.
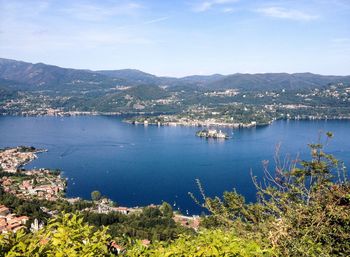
[1, 82, 350, 128]
[125, 114, 260, 128]
[0, 147, 65, 202]
[0, 146, 200, 234]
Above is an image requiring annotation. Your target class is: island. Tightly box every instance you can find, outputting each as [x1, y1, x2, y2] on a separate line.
[196, 129, 229, 139]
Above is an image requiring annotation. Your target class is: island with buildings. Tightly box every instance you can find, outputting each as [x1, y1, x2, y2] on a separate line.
[196, 129, 229, 139]
[124, 113, 260, 128]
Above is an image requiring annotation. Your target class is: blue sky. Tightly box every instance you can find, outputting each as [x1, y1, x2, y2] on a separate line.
[0, 0, 349, 76]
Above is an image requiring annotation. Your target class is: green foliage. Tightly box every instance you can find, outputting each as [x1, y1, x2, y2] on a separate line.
[0, 213, 112, 257]
[18, 146, 36, 152]
[82, 205, 193, 241]
[91, 190, 102, 201]
[159, 202, 173, 219]
[126, 229, 274, 257]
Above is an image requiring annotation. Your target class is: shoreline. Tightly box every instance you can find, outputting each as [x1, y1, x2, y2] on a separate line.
[125, 119, 263, 128]
[0, 146, 197, 217]
[0, 110, 174, 117]
[123, 116, 350, 129]
[19, 148, 48, 170]
[1, 113, 350, 128]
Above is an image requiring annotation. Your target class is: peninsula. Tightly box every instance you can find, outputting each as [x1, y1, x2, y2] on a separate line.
[0, 146, 66, 201]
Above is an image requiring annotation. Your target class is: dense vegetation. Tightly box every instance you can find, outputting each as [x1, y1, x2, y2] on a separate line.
[1, 133, 349, 256]
[127, 230, 273, 256]
[81, 203, 193, 241]
[0, 214, 112, 257]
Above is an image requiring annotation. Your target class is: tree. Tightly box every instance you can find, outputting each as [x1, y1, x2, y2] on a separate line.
[160, 202, 173, 219]
[91, 190, 101, 201]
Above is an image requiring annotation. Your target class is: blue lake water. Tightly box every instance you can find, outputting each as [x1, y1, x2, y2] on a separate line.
[0, 116, 349, 214]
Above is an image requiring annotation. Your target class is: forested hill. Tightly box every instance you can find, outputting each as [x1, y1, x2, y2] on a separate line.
[0, 58, 126, 91]
[205, 72, 350, 90]
[1, 58, 350, 91]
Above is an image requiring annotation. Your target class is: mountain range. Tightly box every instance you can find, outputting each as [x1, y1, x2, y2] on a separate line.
[1, 58, 350, 92]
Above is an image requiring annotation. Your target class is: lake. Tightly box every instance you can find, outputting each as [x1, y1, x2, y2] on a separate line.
[0, 116, 349, 214]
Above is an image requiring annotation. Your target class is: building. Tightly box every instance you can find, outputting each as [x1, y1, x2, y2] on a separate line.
[0, 205, 29, 234]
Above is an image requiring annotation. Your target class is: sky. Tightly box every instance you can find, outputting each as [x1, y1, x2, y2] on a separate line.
[0, 0, 349, 77]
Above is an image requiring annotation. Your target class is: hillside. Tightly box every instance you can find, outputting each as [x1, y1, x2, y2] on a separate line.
[96, 69, 161, 85]
[0, 58, 125, 91]
[206, 72, 350, 90]
[1, 58, 350, 92]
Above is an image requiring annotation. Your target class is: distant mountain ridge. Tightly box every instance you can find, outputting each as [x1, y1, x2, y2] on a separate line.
[1, 58, 349, 92]
[206, 72, 350, 90]
[0, 58, 126, 91]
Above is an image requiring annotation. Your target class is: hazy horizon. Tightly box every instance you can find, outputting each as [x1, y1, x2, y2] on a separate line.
[1, 0, 349, 77]
[2, 56, 350, 78]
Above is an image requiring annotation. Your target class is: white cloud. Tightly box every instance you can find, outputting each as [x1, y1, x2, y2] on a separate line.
[144, 16, 170, 25]
[0, 0, 153, 56]
[256, 7, 319, 21]
[222, 7, 235, 13]
[193, 0, 239, 12]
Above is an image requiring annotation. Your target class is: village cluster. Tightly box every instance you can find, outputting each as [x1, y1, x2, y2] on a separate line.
[0, 146, 38, 173]
[0, 147, 66, 233]
[0, 147, 66, 202]
[0, 204, 29, 234]
[0, 169, 65, 202]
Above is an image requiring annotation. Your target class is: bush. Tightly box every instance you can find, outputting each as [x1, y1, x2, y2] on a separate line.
[0, 213, 112, 257]
[126, 229, 274, 257]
